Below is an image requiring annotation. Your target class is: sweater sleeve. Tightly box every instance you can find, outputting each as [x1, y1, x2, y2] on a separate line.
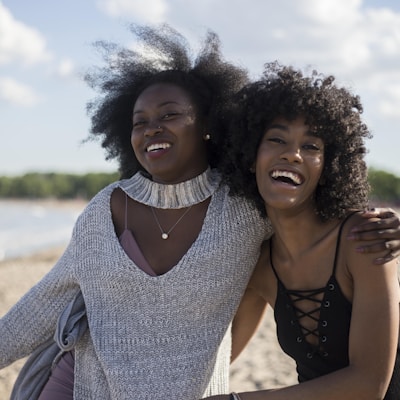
[0, 221, 81, 368]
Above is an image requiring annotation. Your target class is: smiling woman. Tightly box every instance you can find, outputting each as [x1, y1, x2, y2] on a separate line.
[130, 82, 209, 184]
[2, 24, 400, 400]
[255, 116, 325, 210]
[202, 62, 400, 400]
[1, 24, 272, 400]
[223, 63, 371, 222]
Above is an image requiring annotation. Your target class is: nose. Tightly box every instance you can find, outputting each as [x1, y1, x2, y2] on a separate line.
[144, 123, 163, 137]
[280, 145, 303, 163]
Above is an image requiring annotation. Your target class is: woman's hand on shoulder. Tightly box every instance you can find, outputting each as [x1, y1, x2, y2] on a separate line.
[347, 207, 400, 264]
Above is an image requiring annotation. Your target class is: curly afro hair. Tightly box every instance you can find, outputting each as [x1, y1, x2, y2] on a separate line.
[222, 62, 371, 221]
[84, 24, 249, 179]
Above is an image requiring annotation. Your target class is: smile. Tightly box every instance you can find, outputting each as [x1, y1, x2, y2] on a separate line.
[146, 143, 171, 152]
[270, 169, 304, 186]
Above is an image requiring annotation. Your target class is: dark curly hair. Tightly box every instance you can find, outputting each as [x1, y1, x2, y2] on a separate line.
[84, 24, 249, 178]
[222, 62, 371, 221]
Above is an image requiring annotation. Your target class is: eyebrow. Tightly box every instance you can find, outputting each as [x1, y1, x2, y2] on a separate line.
[266, 123, 321, 139]
[267, 123, 288, 131]
[133, 100, 181, 115]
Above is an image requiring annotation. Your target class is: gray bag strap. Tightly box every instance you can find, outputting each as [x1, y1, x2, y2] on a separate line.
[10, 290, 87, 400]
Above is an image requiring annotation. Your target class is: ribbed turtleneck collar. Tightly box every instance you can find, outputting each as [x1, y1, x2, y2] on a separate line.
[119, 167, 221, 209]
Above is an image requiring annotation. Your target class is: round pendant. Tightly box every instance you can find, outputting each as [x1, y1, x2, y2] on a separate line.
[161, 233, 169, 240]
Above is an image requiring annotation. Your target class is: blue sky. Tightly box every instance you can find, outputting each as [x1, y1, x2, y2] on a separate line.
[1, 0, 400, 176]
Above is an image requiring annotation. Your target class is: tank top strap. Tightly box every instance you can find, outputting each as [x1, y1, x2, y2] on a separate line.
[269, 242, 281, 283]
[331, 211, 359, 276]
[270, 211, 360, 282]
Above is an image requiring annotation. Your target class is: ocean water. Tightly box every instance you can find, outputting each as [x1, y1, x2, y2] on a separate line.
[0, 200, 85, 261]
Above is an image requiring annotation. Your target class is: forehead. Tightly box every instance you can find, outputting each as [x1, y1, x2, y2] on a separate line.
[269, 115, 306, 127]
[134, 83, 193, 110]
[268, 116, 322, 138]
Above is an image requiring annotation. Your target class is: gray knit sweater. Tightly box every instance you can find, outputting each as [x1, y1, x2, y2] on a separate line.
[0, 171, 271, 399]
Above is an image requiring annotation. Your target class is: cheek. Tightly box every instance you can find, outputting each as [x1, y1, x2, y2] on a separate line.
[255, 146, 271, 173]
[316, 155, 324, 169]
[255, 154, 271, 193]
[130, 132, 142, 156]
[311, 155, 324, 179]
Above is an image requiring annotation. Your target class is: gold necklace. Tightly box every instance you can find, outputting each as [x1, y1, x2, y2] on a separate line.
[150, 206, 193, 240]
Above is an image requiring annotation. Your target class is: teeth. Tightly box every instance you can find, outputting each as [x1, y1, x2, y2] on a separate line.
[146, 143, 171, 152]
[271, 170, 302, 185]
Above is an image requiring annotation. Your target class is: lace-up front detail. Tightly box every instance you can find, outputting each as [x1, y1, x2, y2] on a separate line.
[286, 286, 326, 356]
[270, 214, 356, 382]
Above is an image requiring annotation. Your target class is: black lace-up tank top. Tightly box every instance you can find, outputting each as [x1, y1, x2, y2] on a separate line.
[271, 213, 400, 398]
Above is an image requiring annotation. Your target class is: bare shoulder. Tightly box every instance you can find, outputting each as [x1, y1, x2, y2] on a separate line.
[111, 186, 125, 202]
[110, 188, 125, 235]
[341, 211, 396, 273]
[341, 211, 369, 233]
[339, 212, 373, 256]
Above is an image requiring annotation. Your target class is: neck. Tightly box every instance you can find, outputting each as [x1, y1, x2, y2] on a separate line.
[267, 207, 338, 261]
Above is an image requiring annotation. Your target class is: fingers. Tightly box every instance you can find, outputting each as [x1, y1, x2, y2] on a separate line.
[356, 240, 400, 265]
[351, 217, 400, 233]
[362, 207, 395, 217]
[348, 228, 399, 241]
[373, 253, 400, 265]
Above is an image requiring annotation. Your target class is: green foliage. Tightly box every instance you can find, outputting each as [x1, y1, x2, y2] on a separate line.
[368, 168, 400, 206]
[0, 171, 120, 200]
[0, 168, 399, 205]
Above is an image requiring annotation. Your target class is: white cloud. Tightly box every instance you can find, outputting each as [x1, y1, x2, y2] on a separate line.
[380, 100, 400, 118]
[0, 3, 51, 66]
[377, 82, 400, 118]
[95, 0, 400, 124]
[364, 8, 400, 64]
[97, 0, 168, 23]
[152, 0, 399, 80]
[56, 59, 75, 79]
[301, 0, 362, 25]
[1, 0, 399, 175]
[0, 77, 40, 106]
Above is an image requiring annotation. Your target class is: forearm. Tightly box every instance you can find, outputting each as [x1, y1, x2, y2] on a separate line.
[0, 250, 78, 367]
[231, 288, 268, 362]
[204, 365, 387, 400]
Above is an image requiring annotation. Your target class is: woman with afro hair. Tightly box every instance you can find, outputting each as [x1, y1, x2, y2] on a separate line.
[1, 26, 399, 400]
[205, 63, 400, 399]
[2, 24, 269, 400]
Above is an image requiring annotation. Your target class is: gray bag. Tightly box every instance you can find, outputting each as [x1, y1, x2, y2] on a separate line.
[10, 291, 87, 400]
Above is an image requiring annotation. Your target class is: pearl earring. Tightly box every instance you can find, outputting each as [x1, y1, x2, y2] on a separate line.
[203, 134, 211, 141]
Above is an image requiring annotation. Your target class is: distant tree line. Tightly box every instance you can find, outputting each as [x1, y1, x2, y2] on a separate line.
[0, 172, 120, 200]
[368, 168, 400, 207]
[0, 168, 399, 205]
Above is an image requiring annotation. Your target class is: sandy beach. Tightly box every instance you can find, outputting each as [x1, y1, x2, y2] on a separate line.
[0, 244, 298, 398]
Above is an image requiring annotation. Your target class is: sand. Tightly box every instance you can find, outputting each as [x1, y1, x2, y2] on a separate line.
[0, 246, 67, 397]
[0, 244, 298, 398]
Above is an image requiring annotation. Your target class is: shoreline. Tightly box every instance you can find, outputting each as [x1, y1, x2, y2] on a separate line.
[0, 198, 87, 262]
[0, 197, 87, 210]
